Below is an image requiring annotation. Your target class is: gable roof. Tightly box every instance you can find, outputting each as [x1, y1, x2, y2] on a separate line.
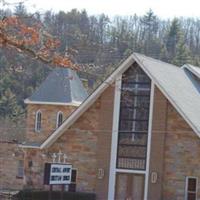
[21, 53, 200, 149]
[24, 68, 88, 106]
[133, 54, 200, 136]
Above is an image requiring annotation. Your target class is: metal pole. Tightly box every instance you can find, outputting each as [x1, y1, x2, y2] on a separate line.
[60, 185, 64, 200]
[49, 185, 52, 200]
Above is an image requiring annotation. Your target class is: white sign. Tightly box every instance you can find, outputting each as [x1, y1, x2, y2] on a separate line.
[49, 163, 72, 185]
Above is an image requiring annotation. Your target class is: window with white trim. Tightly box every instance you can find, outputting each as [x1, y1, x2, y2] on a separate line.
[117, 62, 151, 170]
[35, 110, 42, 132]
[185, 177, 198, 200]
[56, 111, 63, 128]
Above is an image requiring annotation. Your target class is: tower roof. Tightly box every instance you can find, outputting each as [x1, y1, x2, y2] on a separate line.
[25, 68, 88, 106]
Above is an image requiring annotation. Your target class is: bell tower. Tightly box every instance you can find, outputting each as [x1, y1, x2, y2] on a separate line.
[24, 68, 88, 144]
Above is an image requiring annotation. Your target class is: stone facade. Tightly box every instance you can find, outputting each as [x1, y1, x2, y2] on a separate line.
[0, 142, 24, 190]
[24, 86, 114, 199]
[148, 86, 168, 200]
[163, 102, 200, 200]
[26, 104, 76, 143]
[0, 104, 76, 191]
[23, 85, 200, 200]
[148, 86, 200, 200]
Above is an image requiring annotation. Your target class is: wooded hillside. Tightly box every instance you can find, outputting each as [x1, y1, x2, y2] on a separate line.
[1, 4, 200, 121]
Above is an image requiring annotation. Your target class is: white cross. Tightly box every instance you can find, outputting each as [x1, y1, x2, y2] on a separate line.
[57, 150, 63, 163]
[52, 153, 57, 163]
[63, 154, 67, 163]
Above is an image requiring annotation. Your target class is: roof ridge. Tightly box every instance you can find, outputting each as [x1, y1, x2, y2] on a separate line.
[133, 52, 180, 69]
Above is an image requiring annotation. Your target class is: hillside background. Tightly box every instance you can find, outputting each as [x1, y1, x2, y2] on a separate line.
[1, 4, 200, 139]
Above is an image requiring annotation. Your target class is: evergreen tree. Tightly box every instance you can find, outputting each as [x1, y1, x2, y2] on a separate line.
[14, 2, 27, 16]
[0, 88, 23, 119]
[166, 18, 182, 60]
[172, 36, 192, 66]
[140, 9, 161, 57]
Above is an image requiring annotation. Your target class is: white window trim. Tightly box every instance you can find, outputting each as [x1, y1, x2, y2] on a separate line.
[108, 76, 122, 200]
[144, 82, 155, 200]
[185, 176, 198, 200]
[56, 111, 63, 128]
[35, 110, 42, 132]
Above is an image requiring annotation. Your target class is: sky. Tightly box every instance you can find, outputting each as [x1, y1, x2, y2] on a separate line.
[3, 0, 200, 19]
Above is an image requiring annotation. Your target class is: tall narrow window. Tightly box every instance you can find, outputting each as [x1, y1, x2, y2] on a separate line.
[117, 63, 151, 170]
[185, 177, 198, 200]
[56, 111, 63, 128]
[35, 110, 42, 132]
[17, 160, 24, 178]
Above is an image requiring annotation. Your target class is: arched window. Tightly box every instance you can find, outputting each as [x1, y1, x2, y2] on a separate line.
[35, 110, 42, 132]
[56, 111, 63, 128]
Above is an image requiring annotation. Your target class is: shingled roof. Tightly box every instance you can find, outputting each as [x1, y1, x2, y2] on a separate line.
[24, 68, 88, 106]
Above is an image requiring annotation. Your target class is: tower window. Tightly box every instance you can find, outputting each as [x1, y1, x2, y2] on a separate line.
[56, 111, 63, 128]
[17, 160, 24, 178]
[35, 110, 42, 132]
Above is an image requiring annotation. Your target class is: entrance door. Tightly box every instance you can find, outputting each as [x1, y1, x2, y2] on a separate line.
[115, 173, 145, 200]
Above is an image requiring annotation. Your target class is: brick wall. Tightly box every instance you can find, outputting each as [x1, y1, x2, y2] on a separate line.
[0, 142, 24, 190]
[24, 86, 115, 199]
[148, 86, 168, 199]
[163, 101, 200, 200]
[148, 86, 200, 200]
[26, 104, 76, 143]
[23, 85, 200, 200]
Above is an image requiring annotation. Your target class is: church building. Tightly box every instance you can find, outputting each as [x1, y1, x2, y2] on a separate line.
[1, 53, 200, 200]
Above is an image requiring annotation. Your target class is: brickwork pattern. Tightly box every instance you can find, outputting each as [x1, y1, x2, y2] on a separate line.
[24, 86, 115, 200]
[163, 102, 200, 200]
[2, 84, 200, 200]
[0, 142, 24, 190]
[26, 104, 76, 143]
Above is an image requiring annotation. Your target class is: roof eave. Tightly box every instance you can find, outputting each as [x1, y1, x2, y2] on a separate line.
[18, 144, 41, 149]
[24, 99, 81, 106]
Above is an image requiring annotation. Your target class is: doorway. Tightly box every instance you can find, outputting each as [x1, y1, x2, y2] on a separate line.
[115, 173, 145, 200]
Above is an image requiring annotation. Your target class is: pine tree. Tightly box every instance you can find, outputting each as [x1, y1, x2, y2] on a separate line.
[140, 9, 161, 57]
[166, 18, 182, 60]
[0, 88, 23, 119]
[172, 35, 192, 66]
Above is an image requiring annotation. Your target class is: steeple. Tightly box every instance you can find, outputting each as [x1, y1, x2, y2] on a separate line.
[24, 68, 88, 106]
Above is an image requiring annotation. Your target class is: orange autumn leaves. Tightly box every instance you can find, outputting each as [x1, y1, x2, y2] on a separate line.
[0, 16, 78, 70]
[0, 16, 40, 45]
